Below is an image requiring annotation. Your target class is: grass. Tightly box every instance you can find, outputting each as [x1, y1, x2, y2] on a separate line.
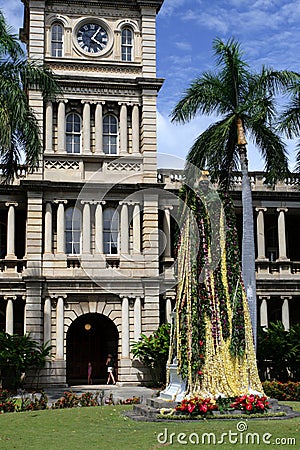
[0, 402, 299, 449]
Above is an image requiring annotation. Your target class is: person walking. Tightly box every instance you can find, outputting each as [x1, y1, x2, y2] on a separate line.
[87, 362, 93, 385]
[106, 354, 116, 385]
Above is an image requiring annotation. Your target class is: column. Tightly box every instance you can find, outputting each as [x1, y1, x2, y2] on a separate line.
[44, 202, 52, 254]
[82, 101, 91, 154]
[132, 104, 140, 154]
[95, 201, 106, 254]
[56, 296, 65, 359]
[277, 208, 289, 260]
[5, 296, 15, 334]
[81, 201, 91, 254]
[163, 206, 173, 259]
[55, 200, 67, 254]
[44, 297, 51, 345]
[119, 103, 128, 154]
[45, 101, 53, 153]
[5, 202, 18, 259]
[134, 296, 142, 341]
[255, 207, 267, 260]
[132, 203, 141, 254]
[121, 297, 129, 357]
[57, 101, 66, 152]
[120, 202, 129, 254]
[95, 102, 104, 154]
[281, 296, 291, 331]
[165, 297, 172, 324]
[259, 296, 269, 328]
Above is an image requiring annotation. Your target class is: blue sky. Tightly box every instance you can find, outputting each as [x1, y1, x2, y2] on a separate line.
[1, 0, 300, 169]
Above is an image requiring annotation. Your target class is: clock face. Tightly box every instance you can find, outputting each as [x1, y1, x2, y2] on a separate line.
[77, 23, 108, 54]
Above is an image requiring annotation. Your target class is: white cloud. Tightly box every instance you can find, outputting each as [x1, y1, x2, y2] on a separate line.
[175, 41, 192, 51]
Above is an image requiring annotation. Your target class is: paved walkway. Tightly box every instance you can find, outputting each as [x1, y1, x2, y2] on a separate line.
[42, 384, 159, 405]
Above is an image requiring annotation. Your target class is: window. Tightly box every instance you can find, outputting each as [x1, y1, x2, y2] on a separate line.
[66, 113, 81, 154]
[103, 115, 118, 155]
[103, 208, 119, 254]
[65, 207, 82, 254]
[51, 23, 63, 57]
[121, 28, 133, 61]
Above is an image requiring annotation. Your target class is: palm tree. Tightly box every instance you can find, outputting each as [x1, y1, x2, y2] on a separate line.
[278, 80, 300, 172]
[171, 37, 297, 347]
[0, 10, 60, 182]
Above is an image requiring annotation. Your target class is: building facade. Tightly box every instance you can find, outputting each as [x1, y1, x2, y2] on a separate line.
[0, 0, 299, 387]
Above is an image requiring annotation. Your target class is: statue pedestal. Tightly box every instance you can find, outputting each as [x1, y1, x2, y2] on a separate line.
[160, 363, 186, 402]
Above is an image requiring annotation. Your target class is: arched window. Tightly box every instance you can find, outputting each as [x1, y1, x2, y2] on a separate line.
[51, 23, 63, 57]
[121, 28, 133, 61]
[65, 207, 82, 255]
[103, 115, 118, 155]
[66, 113, 81, 154]
[103, 208, 119, 254]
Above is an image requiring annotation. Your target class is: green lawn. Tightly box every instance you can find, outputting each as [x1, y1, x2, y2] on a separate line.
[0, 402, 299, 450]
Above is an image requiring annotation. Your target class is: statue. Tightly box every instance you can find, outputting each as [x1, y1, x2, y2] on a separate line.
[161, 179, 263, 400]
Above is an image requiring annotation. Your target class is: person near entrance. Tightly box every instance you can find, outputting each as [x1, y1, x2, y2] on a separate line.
[87, 362, 93, 385]
[106, 354, 116, 385]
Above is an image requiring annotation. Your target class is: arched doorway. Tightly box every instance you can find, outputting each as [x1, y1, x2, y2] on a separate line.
[66, 313, 118, 385]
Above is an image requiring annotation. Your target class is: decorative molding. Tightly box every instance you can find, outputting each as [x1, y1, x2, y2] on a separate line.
[46, 6, 139, 18]
[107, 162, 141, 172]
[45, 160, 80, 170]
[51, 62, 141, 75]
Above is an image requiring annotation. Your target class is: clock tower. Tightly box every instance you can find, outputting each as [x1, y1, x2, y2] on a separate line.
[20, 0, 167, 386]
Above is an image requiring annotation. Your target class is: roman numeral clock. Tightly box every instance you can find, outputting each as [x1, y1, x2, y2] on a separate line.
[76, 22, 108, 54]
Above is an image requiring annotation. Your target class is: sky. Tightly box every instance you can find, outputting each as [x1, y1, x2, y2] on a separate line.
[1, 0, 300, 170]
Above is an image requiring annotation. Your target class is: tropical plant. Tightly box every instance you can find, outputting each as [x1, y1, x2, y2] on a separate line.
[0, 332, 53, 389]
[131, 323, 171, 386]
[171, 37, 297, 345]
[257, 321, 300, 381]
[278, 79, 300, 172]
[0, 10, 60, 182]
[230, 394, 269, 413]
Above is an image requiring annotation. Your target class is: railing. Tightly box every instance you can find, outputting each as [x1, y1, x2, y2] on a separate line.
[0, 259, 27, 273]
[157, 169, 300, 191]
[0, 164, 27, 180]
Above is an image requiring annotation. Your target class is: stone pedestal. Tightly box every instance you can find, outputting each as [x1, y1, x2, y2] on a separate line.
[160, 363, 186, 402]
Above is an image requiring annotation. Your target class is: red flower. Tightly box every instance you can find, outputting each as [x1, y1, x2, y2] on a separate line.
[246, 404, 253, 411]
[188, 404, 195, 413]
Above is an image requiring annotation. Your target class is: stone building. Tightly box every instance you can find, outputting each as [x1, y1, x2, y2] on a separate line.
[0, 0, 299, 387]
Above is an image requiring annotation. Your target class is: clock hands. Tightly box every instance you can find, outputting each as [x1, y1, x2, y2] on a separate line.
[91, 27, 104, 47]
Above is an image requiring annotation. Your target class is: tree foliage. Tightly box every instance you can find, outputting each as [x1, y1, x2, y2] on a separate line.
[257, 322, 300, 381]
[0, 10, 60, 182]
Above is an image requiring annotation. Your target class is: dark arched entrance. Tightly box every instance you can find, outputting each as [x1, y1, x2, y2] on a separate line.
[66, 313, 118, 384]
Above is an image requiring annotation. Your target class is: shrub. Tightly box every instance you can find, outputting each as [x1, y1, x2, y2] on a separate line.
[131, 323, 171, 386]
[262, 381, 300, 401]
[19, 391, 48, 411]
[79, 392, 98, 407]
[0, 332, 53, 389]
[119, 396, 140, 405]
[51, 391, 79, 409]
[257, 322, 300, 381]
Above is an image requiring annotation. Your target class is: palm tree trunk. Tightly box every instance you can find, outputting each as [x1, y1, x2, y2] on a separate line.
[239, 145, 257, 349]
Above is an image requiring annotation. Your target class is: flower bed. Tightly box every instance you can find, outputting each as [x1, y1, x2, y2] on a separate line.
[262, 381, 300, 401]
[159, 395, 270, 419]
